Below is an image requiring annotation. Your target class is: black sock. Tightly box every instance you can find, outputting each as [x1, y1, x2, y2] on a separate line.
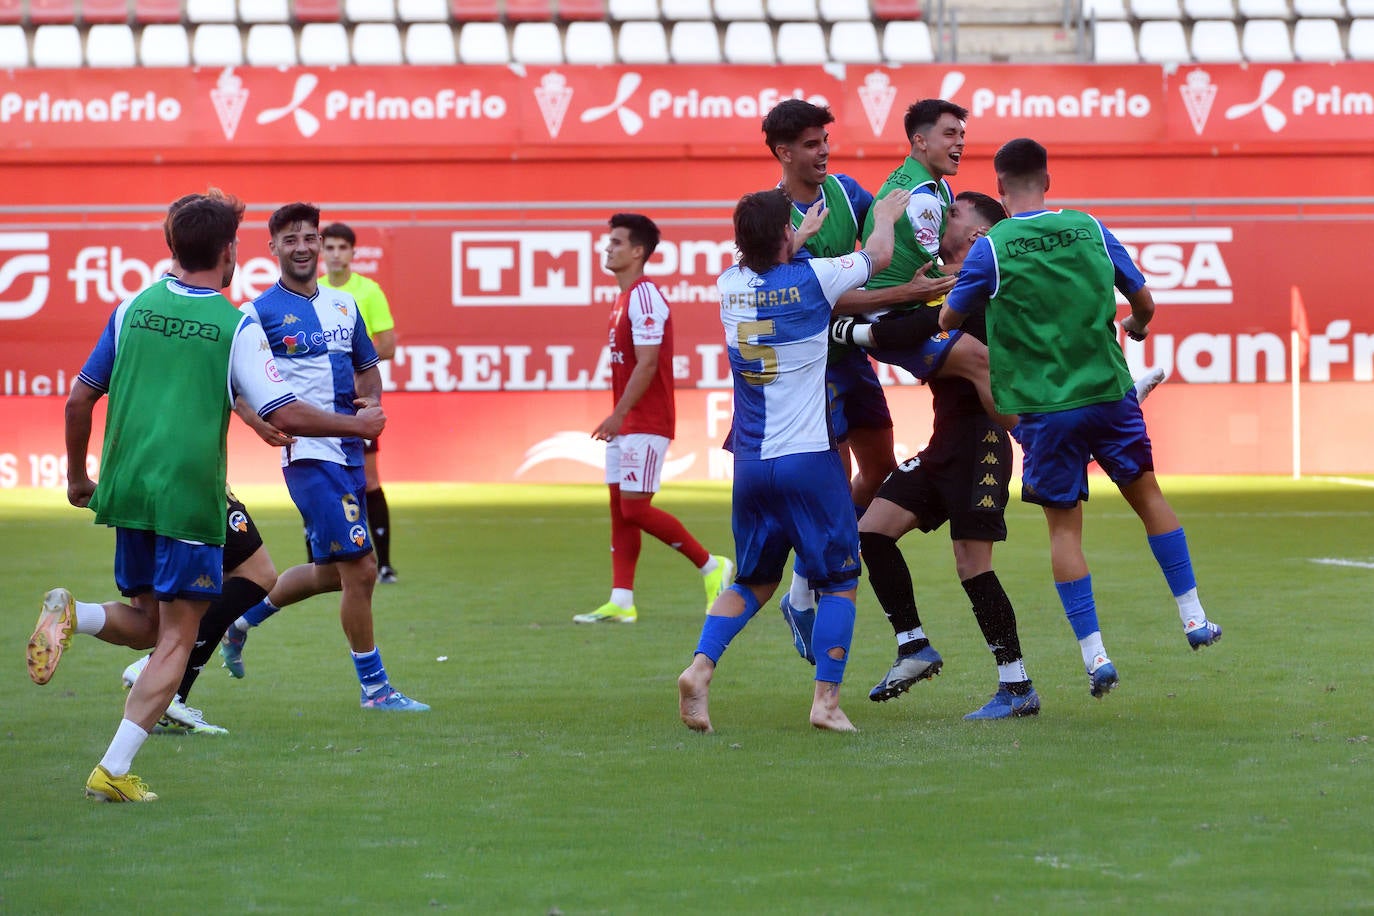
[870, 308, 942, 351]
[859, 531, 922, 637]
[962, 570, 1024, 668]
[367, 488, 391, 569]
[178, 576, 268, 701]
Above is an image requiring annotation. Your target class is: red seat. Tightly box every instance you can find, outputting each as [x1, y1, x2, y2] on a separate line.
[505, 0, 553, 19]
[556, 0, 605, 19]
[0, 0, 21, 24]
[132, 0, 182, 23]
[82, 0, 132, 23]
[451, 0, 500, 19]
[28, 0, 78, 24]
[871, 0, 921, 18]
[293, 0, 342, 21]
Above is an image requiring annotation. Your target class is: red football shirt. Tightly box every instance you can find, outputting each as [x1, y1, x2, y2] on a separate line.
[609, 277, 675, 438]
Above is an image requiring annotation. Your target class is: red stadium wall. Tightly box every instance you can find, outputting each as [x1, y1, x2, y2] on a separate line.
[2, 63, 1371, 487]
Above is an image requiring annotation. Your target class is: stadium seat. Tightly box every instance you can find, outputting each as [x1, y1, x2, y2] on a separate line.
[1293, 0, 1344, 14]
[298, 21, 350, 61]
[351, 20, 402, 61]
[294, 0, 344, 21]
[33, 24, 82, 64]
[86, 22, 137, 63]
[565, 19, 614, 59]
[245, 22, 298, 62]
[397, 0, 447, 19]
[560, 0, 609, 18]
[506, 0, 555, 19]
[819, 0, 868, 18]
[1348, 0, 1374, 13]
[403, 21, 455, 59]
[345, 0, 395, 20]
[775, 21, 825, 60]
[829, 19, 880, 61]
[1091, 18, 1139, 58]
[458, 20, 510, 60]
[1292, 16, 1342, 57]
[1237, 0, 1290, 17]
[1138, 19, 1189, 58]
[1132, 0, 1184, 17]
[661, 0, 711, 17]
[450, 0, 499, 18]
[871, 0, 921, 17]
[1082, 0, 1128, 18]
[1241, 18, 1293, 57]
[1349, 17, 1374, 56]
[188, 0, 235, 21]
[133, 0, 182, 23]
[192, 23, 244, 64]
[0, 1, 19, 25]
[139, 22, 190, 63]
[1183, 0, 1236, 17]
[722, 19, 773, 60]
[30, 0, 77, 24]
[609, 0, 658, 17]
[713, 0, 765, 19]
[1190, 18, 1243, 58]
[768, 0, 818, 19]
[618, 19, 670, 61]
[0, 24, 25, 64]
[83, 0, 132, 24]
[511, 21, 562, 60]
[882, 19, 932, 61]
[669, 20, 720, 59]
[240, 0, 291, 21]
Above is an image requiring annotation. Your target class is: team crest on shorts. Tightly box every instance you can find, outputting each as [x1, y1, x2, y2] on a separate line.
[349, 525, 367, 547]
[229, 510, 248, 533]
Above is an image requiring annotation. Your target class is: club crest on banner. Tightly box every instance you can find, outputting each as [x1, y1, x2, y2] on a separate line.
[534, 72, 574, 139]
[210, 68, 250, 141]
[857, 71, 897, 138]
[1179, 69, 1218, 136]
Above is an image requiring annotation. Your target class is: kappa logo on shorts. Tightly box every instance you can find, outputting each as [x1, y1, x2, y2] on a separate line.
[980, 453, 999, 465]
[980, 473, 998, 486]
[194, 574, 216, 588]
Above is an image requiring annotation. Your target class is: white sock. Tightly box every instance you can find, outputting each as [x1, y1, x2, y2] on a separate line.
[896, 627, 927, 648]
[997, 659, 1028, 683]
[609, 588, 634, 609]
[699, 556, 719, 575]
[787, 574, 815, 611]
[1176, 588, 1206, 629]
[74, 600, 106, 636]
[98, 719, 149, 777]
[1079, 633, 1108, 671]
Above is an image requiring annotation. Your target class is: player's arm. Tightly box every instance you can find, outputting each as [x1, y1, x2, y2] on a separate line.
[353, 365, 383, 410]
[831, 262, 955, 316]
[234, 395, 296, 447]
[593, 343, 660, 441]
[1101, 221, 1154, 341]
[370, 328, 396, 361]
[940, 236, 995, 331]
[790, 198, 825, 256]
[857, 187, 911, 276]
[265, 400, 385, 440]
[63, 379, 102, 508]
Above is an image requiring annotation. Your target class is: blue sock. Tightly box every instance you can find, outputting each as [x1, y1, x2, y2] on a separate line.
[694, 585, 760, 663]
[240, 598, 280, 628]
[1055, 575, 1099, 641]
[352, 647, 388, 697]
[813, 593, 857, 684]
[1147, 527, 1197, 597]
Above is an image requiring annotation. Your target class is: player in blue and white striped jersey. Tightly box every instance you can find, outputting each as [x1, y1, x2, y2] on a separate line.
[678, 185, 910, 734]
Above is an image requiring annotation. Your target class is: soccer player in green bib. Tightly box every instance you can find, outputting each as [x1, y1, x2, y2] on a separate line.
[941, 138, 1223, 700]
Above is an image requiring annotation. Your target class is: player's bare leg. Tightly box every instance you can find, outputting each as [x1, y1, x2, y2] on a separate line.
[810, 673, 856, 732]
[678, 654, 715, 733]
[937, 336, 1018, 431]
[847, 426, 897, 511]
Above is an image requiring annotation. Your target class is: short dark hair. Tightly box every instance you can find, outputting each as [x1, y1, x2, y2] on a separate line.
[761, 99, 834, 158]
[733, 189, 791, 275]
[608, 212, 660, 260]
[993, 137, 1049, 182]
[903, 99, 969, 143]
[321, 222, 356, 246]
[162, 188, 243, 256]
[169, 198, 238, 272]
[268, 202, 321, 237]
[955, 190, 1007, 229]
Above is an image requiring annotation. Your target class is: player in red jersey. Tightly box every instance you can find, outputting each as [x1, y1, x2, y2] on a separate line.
[574, 213, 733, 624]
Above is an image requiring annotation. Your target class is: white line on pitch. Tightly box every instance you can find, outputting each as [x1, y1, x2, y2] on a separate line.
[1312, 476, 1374, 488]
[1310, 558, 1374, 569]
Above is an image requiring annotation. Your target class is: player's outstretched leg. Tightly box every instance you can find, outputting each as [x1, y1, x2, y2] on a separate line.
[809, 681, 856, 733]
[1133, 368, 1167, 402]
[678, 655, 715, 733]
[27, 587, 75, 685]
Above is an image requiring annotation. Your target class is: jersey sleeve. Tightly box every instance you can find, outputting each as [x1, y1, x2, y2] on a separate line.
[906, 186, 944, 258]
[808, 251, 874, 307]
[1099, 221, 1148, 295]
[76, 308, 120, 393]
[357, 278, 395, 336]
[944, 236, 996, 315]
[628, 283, 669, 347]
[229, 317, 297, 417]
[352, 309, 381, 372]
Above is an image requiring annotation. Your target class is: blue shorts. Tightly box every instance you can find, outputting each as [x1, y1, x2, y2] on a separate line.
[731, 449, 861, 593]
[868, 328, 961, 382]
[1018, 391, 1154, 509]
[114, 528, 223, 602]
[827, 348, 893, 442]
[283, 459, 373, 564]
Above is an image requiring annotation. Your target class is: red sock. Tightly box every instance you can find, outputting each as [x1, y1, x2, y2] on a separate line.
[609, 485, 642, 591]
[620, 495, 711, 568]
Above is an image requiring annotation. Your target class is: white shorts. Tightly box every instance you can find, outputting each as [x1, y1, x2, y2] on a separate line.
[604, 433, 670, 494]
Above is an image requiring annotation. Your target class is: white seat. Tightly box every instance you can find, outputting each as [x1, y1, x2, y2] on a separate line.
[1091, 18, 1139, 59]
[609, 0, 659, 17]
[86, 24, 137, 66]
[714, 0, 766, 19]
[459, 21, 510, 62]
[1347, 0, 1374, 14]
[239, 0, 291, 22]
[1293, 0, 1344, 14]
[0, 25, 28, 67]
[352, 21, 402, 63]
[397, 0, 448, 19]
[565, 20, 615, 62]
[830, 19, 880, 61]
[1138, 19, 1190, 58]
[819, 0, 869, 18]
[245, 23, 298, 64]
[1132, 0, 1184, 17]
[1183, 0, 1235, 16]
[722, 19, 774, 60]
[767, 0, 818, 18]
[33, 25, 83, 67]
[882, 20, 933, 61]
[1190, 18, 1242, 58]
[617, 20, 669, 61]
[669, 20, 721, 61]
[1242, 18, 1294, 57]
[1348, 17, 1374, 57]
[346, 0, 398, 21]
[188, 0, 236, 22]
[1238, 0, 1291, 17]
[404, 22, 456, 62]
[1082, 0, 1128, 19]
[512, 22, 563, 62]
[140, 23, 191, 66]
[192, 24, 244, 65]
[1292, 16, 1343, 58]
[298, 22, 351, 65]
[661, 0, 713, 17]
[775, 21, 825, 61]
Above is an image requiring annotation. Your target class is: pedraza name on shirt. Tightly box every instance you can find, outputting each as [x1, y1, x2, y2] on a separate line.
[723, 287, 802, 310]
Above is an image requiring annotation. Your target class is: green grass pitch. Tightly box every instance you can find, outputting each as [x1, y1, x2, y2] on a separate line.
[2, 477, 1372, 913]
